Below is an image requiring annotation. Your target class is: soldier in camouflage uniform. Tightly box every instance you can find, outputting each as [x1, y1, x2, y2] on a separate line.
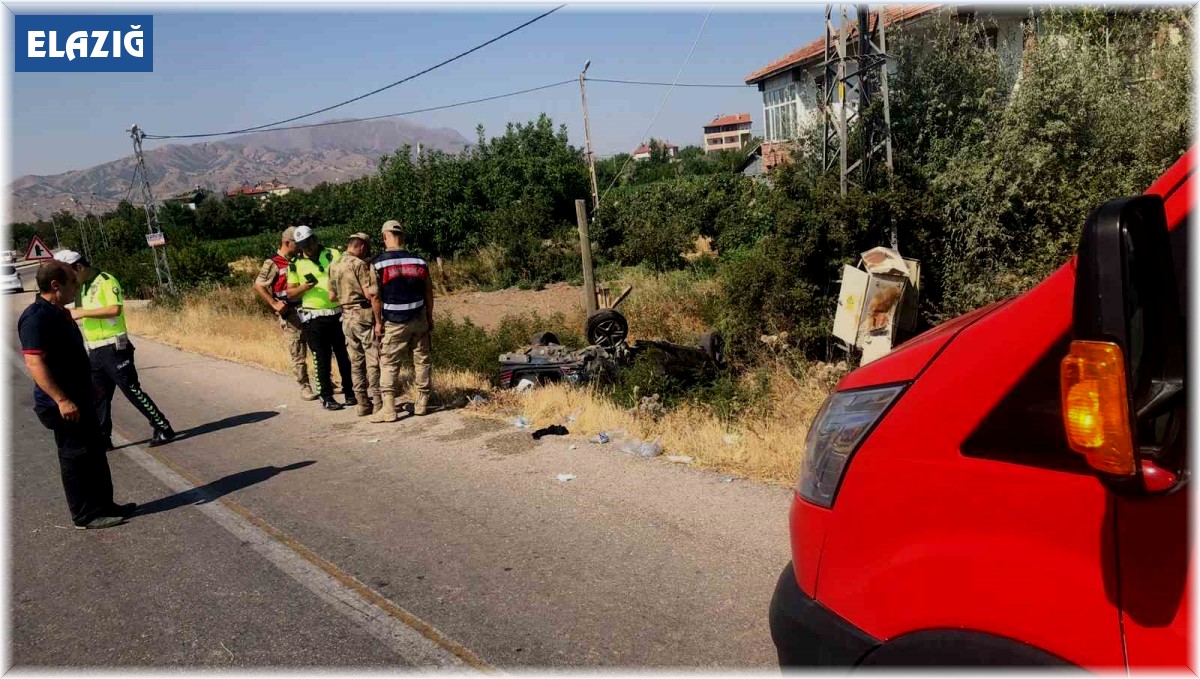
[253, 227, 315, 401]
[329, 232, 381, 416]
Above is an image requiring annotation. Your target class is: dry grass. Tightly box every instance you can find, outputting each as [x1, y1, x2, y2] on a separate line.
[125, 282, 838, 485]
[475, 359, 839, 483]
[125, 287, 489, 404]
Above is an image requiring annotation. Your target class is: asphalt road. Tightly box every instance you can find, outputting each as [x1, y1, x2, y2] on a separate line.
[7, 288, 794, 668]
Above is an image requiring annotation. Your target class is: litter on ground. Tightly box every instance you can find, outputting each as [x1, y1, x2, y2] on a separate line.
[512, 416, 531, 429]
[556, 474, 576, 482]
[619, 436, 663, 458]
[532, 424, 569, 440]
[667, 455, 693, 464]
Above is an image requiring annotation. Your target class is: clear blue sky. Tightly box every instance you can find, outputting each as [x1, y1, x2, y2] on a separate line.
[11, 5, 824, 177]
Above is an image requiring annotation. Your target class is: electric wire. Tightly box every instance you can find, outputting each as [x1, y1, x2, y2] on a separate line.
[595, 7, 714, 213]
[142, 5, 565, 140]
[586, 77, 745, 88]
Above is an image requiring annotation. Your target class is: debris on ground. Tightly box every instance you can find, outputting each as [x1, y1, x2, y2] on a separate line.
[469, 394, 488, 406]
[591, 432, 611, 445]
[619, 436, 663, 458]
[720, 476, 735, 483]
[555, 474, 576, 482]
[532, 424, 569, 440]
[667, 455, 693, 464]
[569, 445, 578, 450]
[512, 416, 531, 429]
[276, 404, 288, 409]
[636, 394, 666, 419]
[364, 438, 381, 444]
[515, 378, 537, 393]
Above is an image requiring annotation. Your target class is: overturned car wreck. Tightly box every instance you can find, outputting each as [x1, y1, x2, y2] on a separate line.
[498, 308, 725, 389]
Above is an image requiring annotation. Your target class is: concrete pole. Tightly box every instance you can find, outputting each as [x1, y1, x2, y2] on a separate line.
[576, 199, 597, 315]
[579, 61, 601, 214]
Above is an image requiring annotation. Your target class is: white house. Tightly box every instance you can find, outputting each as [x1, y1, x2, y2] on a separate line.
[743, 4, 1031, 171]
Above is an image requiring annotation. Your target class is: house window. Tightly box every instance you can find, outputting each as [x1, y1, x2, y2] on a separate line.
[763, 80, 799, 142]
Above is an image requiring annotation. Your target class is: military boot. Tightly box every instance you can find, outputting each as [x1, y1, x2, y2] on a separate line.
[354, 392, 371, 417]
[370, 394, 398, 423]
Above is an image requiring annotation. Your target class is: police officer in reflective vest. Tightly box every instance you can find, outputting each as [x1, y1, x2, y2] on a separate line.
[253, 227, 315, 401]
[370, 220, 434, 423]
[55, 250, 176, 448]
[286, 226, 355, 411]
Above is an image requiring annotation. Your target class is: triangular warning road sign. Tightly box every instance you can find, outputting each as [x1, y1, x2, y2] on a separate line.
[24, 236, 52, 261]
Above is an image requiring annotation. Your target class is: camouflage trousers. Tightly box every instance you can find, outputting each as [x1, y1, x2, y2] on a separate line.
[279, 309, 311, 388]
[378, 314, 432, 399]
[341, 307, 380, 401]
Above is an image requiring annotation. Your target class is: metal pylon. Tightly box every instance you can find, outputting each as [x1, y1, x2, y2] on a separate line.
[129, 124, 175, 295]
[822, 4, 897, 248]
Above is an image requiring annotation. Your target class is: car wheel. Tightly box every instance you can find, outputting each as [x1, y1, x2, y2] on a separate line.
[586, 309, 629, 350]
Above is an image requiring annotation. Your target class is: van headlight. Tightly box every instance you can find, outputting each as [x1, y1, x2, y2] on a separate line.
[798, 384, 906, 508]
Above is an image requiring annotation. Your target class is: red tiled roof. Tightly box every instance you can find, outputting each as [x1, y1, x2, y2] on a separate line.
[744, 4, 941, 84]
[705, 113, 752, 128]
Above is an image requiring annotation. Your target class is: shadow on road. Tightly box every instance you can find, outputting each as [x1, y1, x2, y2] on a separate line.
[134, 461, 316, 517]
[177, 411, 279, 441]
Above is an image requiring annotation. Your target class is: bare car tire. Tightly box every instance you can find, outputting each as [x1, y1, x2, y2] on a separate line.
[586, 309, 630, 350]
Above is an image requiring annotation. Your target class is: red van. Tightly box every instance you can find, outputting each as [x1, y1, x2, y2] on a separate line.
[769, 148, 1192, 668]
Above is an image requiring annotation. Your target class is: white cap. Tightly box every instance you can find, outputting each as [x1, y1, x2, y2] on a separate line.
[53, 249, 82, 265]
[293, 225, 315, 243]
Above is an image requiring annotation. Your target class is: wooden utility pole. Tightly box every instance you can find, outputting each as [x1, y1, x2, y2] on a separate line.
[575, 199, 597, 314]
[579, 61, 600, 214]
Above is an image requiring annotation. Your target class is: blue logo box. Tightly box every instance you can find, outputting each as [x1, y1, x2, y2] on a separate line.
[15, 15, 153, 72]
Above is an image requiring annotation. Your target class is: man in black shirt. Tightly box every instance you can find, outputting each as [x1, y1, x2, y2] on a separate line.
[18, 261, 134, 529]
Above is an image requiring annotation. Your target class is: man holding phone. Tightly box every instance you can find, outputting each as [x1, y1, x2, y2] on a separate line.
[286, 226, 354, 411]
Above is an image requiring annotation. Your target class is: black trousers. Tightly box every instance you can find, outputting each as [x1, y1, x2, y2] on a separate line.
[304, 314, 353, 400]
[90, 343, 172, 438]
[35, 406, 116, 526]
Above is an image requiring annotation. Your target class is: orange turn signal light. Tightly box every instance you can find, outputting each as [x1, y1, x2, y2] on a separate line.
[1060, 341, 1135, 476]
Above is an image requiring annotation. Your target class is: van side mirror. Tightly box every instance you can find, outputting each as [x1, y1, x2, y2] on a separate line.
[1062, 195, 1187, 495]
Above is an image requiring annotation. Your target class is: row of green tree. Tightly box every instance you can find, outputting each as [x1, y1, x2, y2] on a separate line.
[10, 8, 1191, 361]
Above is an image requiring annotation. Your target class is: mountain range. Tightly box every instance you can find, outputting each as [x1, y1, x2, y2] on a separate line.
[8, 118, 472, 223]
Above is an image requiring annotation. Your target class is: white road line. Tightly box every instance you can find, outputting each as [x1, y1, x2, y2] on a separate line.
[114, 434, 473, 669]
[9, 352, 486, 669]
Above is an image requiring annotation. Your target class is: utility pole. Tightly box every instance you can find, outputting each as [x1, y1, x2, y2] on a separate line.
[821, 4, 896, 248]
[128, 124, 175, 295]
[578, 60, 600, 214]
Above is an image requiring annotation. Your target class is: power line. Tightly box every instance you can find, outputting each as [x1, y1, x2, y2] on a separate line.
[158, 79, 576, 137]
[596, 7, 714, 212]
[586, 77, 745, 88]
[143, 5, 566, 140]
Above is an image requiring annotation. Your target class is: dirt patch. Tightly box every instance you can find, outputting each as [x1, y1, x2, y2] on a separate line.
[437, 283, 584, 330]
[436, 417, 507, 442]
[485, 431, 536, 456]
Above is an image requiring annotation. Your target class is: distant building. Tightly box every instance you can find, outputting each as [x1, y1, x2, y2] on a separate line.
[632, 141, 678, 162]
[703, 113, 753, 154]
[227, 178, 292, 200]
[163, 187, 210, 211]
